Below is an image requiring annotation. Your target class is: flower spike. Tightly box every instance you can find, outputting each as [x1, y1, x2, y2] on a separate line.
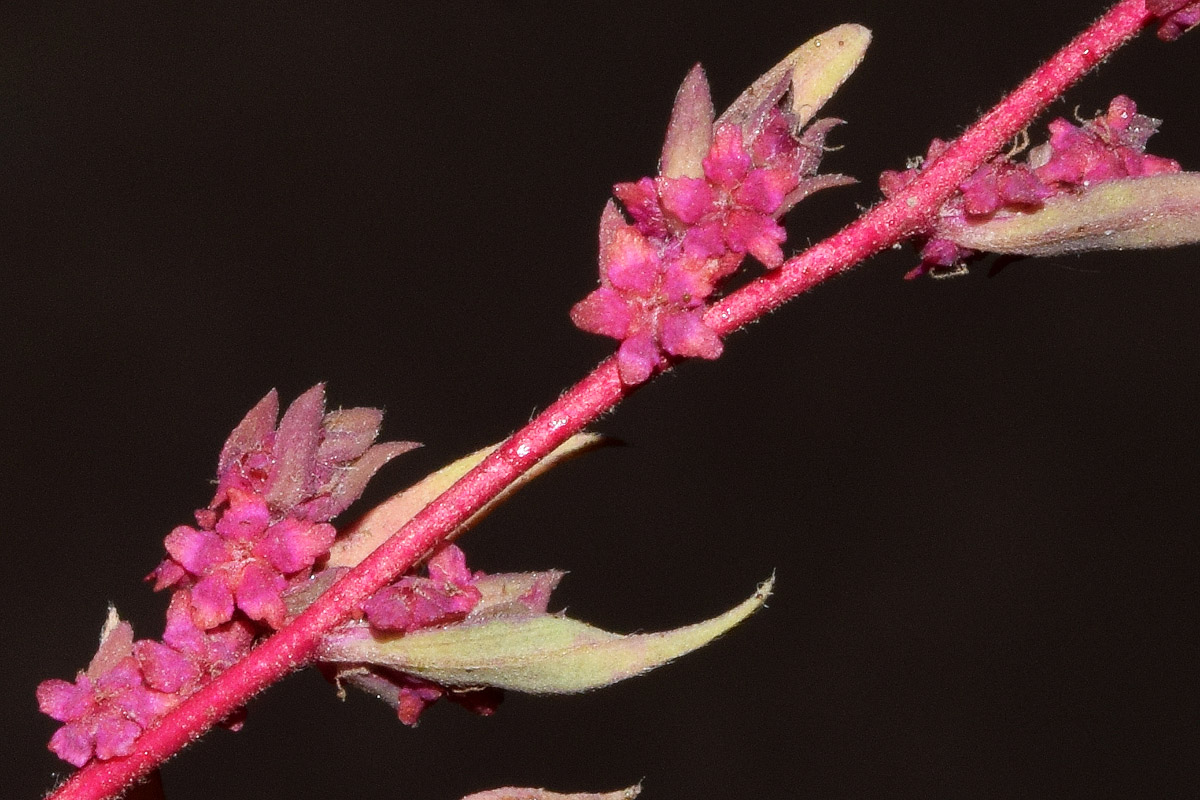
[887, 96, 1199, 277]
[572, 26, 870, 384]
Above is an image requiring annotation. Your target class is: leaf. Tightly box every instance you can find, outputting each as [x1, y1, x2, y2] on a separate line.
[787, 24, 872, 129]
[318, 576, 773, 694]
[717, 24, 871, 131]
[326, 433, 607, 568]
[660, 63, 714, 180]
[461, 786, 641, 800]
[939, 173, 1200, 256]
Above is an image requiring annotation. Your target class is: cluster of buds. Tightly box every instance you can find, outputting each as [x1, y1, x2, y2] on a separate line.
[1150, 0, 1200, 41]
[40, 391, 772, 764]
[38, 386, 420, 766]
[884, 96, 1193, 278]
[571, 25, 870, 384]
[149, 385, 418, 630]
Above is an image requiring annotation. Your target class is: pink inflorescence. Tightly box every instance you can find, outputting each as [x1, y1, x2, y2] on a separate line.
[150, 385, 419, 630]
[39, 386, 423, 767]
[571, 63, 849, 385]
[313, 540, 495, 726]
[1148, 0, 1200, 40]
[884, 96, 1182, 278]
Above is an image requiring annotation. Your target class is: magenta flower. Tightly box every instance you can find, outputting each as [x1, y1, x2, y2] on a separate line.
[572, 48, 858, 385]
[885, 96, 1183, 278]
[1148, 0, 1200, 40]
[42, 387, 422, 766]
[37, 612, 177, 767]
[362, 543, 483, 631]
[152, 385, 419, 629]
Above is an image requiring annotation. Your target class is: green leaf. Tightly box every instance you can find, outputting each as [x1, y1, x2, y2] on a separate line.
[717, 24, 871, 131]
[327, 432, 607, 568]
[319, 576, 773, 694]
[941, 173, 1200, 256]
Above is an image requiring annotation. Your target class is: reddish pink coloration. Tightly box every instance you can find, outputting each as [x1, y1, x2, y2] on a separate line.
[37, 618, 178, 768]
[331, 544, 489, 723]
[362, 544, 482, 632]
[41, 387, 416, 771]
[883, 95, 1181, 277]
[46, 5, 1165, 799]
[151, 386, 417, 630]
[159, 592, 256, 681]
[1148, 0, 1200, 38]
[571, 70, 845, 384]
[322, 565, 565, 724]
[335, 669, 502, 726]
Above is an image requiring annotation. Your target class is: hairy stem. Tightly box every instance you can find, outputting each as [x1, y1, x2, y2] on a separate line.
[46, 3, 1157, 799]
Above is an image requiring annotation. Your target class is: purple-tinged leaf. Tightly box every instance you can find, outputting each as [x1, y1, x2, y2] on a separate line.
[217, 389, 278, 478]
[266, 383, 326, 512]
[317, 407, 385, 463]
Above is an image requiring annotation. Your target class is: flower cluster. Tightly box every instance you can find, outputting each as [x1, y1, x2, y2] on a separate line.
[362, 539, 481, 631]
[572, 29, 867, 384]
[1148, 0, 1200, 41]
[317, 542, 498, 726]
[884, 96, 1182, 278]
[35, 601, 255, 767]
[39, 386, 419, 767]
[150, 385, 419, 630]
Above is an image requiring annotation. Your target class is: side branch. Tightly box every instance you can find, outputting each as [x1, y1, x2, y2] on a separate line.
[708, 0, 1154, 333]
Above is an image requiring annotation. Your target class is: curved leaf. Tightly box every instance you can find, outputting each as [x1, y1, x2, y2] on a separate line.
[319, 577, 773, 694]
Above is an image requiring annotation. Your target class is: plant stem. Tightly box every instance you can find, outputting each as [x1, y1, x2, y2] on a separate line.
[709, 0, 1155, 333]
[45, 3, 1157, 799]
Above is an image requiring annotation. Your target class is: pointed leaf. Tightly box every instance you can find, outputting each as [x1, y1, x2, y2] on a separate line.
[461, 787, 641, 800]
[717, 24, 870, 131]
[788, 24, 871, 129]
[267, 383, 326, 511]
[319, 577, 773, 694]
[939, 173, 1200, 256]
[326, 433, 608, 568]
[217, 389, 278, 477]
[321, 440, 422, 519]
[317, 407, 385, 463]
[661, 64, 714, 180]
[87, 607, 134, 679]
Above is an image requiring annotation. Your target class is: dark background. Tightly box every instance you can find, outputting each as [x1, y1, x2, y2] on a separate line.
[5, 2, 1199, 798]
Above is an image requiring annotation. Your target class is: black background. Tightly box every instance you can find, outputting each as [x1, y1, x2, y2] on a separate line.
[6, 2, 1200, 799]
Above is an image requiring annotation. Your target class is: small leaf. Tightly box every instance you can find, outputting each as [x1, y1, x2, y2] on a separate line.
[326, 433, 607, 568]
[319, 577, 773, 694]
[661, 64, 714, 180]
[788, 24, 872, 129]
[461, 786, 641, 800]
[939, 173, 1200, 256]
[88, 606, 134, 678]
[717, 24, 870, 131]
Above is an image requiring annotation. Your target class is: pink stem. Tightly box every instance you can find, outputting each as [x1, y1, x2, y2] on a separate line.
[709, 0, 1154, 334]
[47, 3, 1156, 799]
